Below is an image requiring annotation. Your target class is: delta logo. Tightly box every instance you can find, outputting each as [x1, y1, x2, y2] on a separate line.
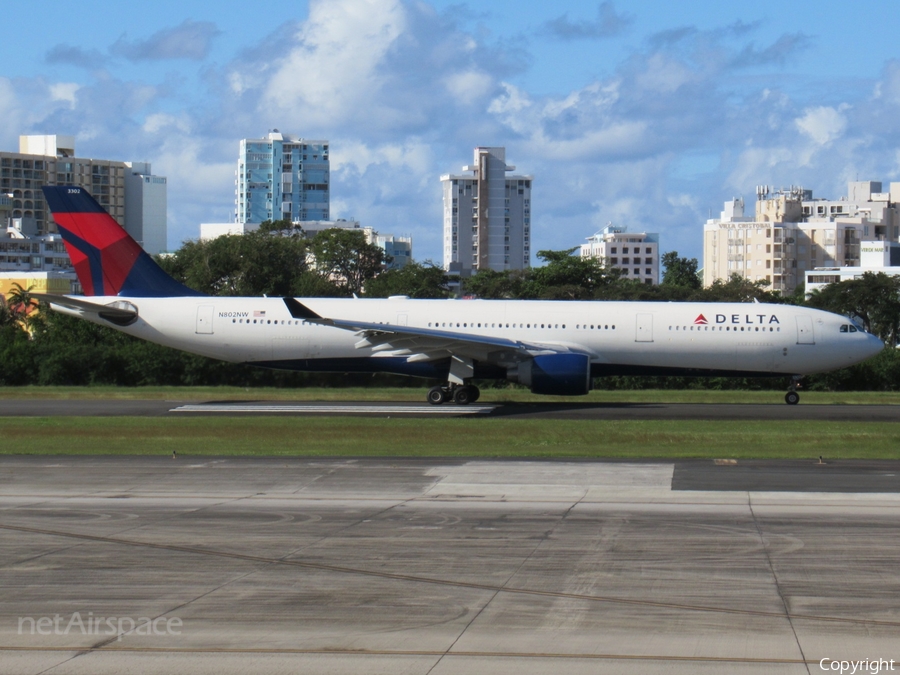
[692, 313, 781, 325]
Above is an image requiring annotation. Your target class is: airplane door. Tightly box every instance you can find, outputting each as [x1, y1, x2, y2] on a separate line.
[796, 316, 815, 344]
[196, 305, 214, 334]
[635, 313, 653, 342]
[396, 314, 408, 326]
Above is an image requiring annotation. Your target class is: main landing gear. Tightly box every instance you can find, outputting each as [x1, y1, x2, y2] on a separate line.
[427, 384, 481, 405]
[784, 375, 802, 405]
[428, 355, 480, 405]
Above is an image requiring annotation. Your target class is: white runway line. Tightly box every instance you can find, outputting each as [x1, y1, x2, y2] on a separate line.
[169, 403, 496, 415]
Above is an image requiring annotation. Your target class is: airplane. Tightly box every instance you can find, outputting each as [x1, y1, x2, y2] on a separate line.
[35, 185, 883, 406]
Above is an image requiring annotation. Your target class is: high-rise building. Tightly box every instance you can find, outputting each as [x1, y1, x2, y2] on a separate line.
[703, 181, 900, 294]
[124, 162, 168, 255]
[3, 135, 125, 235]
[234, 131, 329, 224]
[0, 134, 166, 253]
[441, 147, 532, 276]
[580, 224, 659, 284]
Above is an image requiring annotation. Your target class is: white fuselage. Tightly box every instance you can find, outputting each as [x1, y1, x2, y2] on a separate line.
[53, 296, 884, 381]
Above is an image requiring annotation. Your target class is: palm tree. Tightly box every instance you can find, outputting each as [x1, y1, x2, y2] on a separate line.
[5, 282, 36, 330]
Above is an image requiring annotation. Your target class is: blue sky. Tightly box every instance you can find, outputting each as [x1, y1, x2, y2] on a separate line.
[3, 0, 900, 263]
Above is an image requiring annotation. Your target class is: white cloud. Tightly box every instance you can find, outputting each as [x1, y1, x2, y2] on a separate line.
[795, 106, 848, 145]
[443, 70, 494, 105]
[726, 146, 795, 190]
[634, 53, 695, 94]
[150, 135, 233, 196]
[49, 82, 80, 105]
[332, 138, 432, 178]
[142, 113, 192, 134]
[261, 0, 408, 128]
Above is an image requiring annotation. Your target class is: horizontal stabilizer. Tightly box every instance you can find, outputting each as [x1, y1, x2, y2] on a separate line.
[32, 293, 138, 326]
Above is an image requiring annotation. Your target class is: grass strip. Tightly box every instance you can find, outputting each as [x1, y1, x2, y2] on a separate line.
[2, 417, 899, 459]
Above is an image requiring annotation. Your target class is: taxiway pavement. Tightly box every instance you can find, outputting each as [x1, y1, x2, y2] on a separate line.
[2, 457, 899, 674]
[1, 398, 899, 420]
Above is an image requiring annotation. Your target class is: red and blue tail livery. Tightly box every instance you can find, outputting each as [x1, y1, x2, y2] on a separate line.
[42, 186, 199, 297]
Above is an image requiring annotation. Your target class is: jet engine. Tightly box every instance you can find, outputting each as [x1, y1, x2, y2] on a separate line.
[508, 353, 591, 396]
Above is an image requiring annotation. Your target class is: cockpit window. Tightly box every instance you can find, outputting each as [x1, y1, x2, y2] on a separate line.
[840, 324, 859, 333]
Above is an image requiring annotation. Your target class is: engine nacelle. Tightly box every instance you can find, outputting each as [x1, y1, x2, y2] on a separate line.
[508, 353, 591, 396]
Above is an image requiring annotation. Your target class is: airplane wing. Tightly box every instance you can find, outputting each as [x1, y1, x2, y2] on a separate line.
[283, 297, 592, 365]
[32, 293, 139, 326]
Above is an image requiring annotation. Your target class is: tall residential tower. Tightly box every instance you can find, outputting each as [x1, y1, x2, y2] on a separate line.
[441, 147, 532, 276]
[234, 131, 329, 224]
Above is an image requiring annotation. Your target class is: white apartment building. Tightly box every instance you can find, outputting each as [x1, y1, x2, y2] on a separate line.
[124, 162, 167, 255]
[441, 147, 532, 276]
[580, 224, 659, 284]
[805, 239, 900, 295]
[703, 181, 900, 294]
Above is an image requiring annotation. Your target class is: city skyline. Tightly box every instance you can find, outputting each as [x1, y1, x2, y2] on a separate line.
[2, 0, 899, 262]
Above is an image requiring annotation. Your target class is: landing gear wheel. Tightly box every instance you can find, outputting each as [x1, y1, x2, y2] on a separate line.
[785, 391, 800, 405]
[427, 386, 447, 405]
[453, 385, 476, 405]
[469, 386, 480, 403]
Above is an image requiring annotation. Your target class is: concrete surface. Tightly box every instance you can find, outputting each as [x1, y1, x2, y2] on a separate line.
[1, 398, 899, 420]
[1, 457, 899, 674]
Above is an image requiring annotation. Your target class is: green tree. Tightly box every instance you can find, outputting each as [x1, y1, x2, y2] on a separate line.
[365, 261, 451, 298]
[660, 252, 701, 290]
[701, 274, 782, 303]
[462, 269, 529, 299]
[310, 229, 387, 295]
[257, 218, 298, 234]
[805, 272, 900, 345]
[3, 283, 39, 330]
[527, 248, 622, 299]
[157, 229, 321, 297]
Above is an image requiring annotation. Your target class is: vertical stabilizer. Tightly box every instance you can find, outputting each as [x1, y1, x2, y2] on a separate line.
[42, 186, 200, 297]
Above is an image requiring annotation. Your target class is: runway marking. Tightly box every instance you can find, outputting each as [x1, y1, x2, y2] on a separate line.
[169, 403, 496, 415]
[0, 645, 830, 665]
[2, 522, 898, 630]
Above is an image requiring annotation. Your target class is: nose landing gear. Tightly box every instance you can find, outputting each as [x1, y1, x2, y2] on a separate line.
[784, 376, 802, 405]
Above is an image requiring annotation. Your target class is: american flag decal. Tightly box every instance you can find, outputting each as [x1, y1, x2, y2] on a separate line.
[254, 310, 266, 318]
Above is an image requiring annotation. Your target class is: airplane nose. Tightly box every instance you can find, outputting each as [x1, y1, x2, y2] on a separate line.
[867, 333, 885, 358]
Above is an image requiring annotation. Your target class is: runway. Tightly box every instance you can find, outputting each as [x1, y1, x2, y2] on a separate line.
[2, 457, 899, 674]
[1, 398, 899, 420]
